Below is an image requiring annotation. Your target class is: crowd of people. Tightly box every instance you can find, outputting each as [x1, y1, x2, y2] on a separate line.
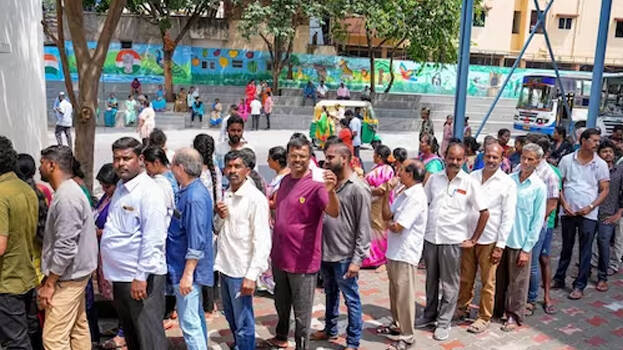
[6, 102, 623, 350]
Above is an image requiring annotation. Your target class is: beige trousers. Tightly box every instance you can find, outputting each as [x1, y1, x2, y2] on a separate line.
[387, 259, 417, 343]
[457, 243, 498, 321]
[42, 277, 91, 350]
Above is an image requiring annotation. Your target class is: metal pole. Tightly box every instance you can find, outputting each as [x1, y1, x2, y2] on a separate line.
[474, 0, 554, 138]
[534, 0, 572, 122]
[587, 0, 613, 128]
[453, 0, 474, 140]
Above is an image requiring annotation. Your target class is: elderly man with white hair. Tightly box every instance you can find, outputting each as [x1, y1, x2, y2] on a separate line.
[168, 147, 215, 349]
[493, 143, 546, 332]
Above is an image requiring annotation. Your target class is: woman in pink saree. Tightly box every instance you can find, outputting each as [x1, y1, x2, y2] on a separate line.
[362, 144, 395, 269]
[245, 79, 256, 109]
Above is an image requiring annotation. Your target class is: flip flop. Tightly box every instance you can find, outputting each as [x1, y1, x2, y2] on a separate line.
[376, 325, 400, 336]
[542, 303, 557, 315]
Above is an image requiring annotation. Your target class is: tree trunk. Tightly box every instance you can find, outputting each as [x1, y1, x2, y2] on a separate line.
[384, 53, 396, 94]
[74, 70, 99, 190]
[365, 27, 375, 93]
[272, 59, 281, 93]
[163, 48, 175, 102]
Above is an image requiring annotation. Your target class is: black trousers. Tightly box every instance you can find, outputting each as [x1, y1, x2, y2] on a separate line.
[0, 288, 42, 350]
[273, 267, 317, 350]
[265, 113, 271, 129]
[251, 114, 260, 130]
[113, 274, 167, 350]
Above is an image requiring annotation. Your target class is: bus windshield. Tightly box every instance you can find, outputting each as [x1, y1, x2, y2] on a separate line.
[601, 76, 623, 116]
[517, 83, 554, 111]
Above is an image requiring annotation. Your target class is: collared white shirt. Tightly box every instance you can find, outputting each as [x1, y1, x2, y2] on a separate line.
[101, 172, 168, 282]
[387, 183, 428, 266]
[468, 168, 517, 248]
[153, 174, 175, 228]
[214, 179, 271, 280]
[250, 99, 262, 115]
[424, 169, 487, 244]
[57, 99, 73, 127]
[559, 151, 610, 220]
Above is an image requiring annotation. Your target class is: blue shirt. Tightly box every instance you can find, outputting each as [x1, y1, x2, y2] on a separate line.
[507, 172, 547, 252]
[166, 179, 214, 287]
[192, 101, 204, 116]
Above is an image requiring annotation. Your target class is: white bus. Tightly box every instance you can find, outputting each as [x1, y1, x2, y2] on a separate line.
[512, 72, 606, 135]
[600, 73, 623, 135]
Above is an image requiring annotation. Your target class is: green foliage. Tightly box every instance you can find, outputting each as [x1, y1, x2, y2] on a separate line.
[126, 0, 218, 33]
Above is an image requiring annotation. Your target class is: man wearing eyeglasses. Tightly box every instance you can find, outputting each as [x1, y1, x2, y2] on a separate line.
[417, 142, 490, 341]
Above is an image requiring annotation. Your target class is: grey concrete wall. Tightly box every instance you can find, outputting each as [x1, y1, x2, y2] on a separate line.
[0, 0, 48, 156]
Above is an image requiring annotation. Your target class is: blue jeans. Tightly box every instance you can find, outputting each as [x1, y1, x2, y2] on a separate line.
[554, 216, 598, 291]
[594, 222, 616, 282]
[321, 259, 362, 348]
[174, 284, 208, 350]
[528, 227, 552, 303]
[220, 274, 255, 350]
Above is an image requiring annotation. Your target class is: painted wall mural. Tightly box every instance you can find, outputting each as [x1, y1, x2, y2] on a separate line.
[45, 41, 570, 99]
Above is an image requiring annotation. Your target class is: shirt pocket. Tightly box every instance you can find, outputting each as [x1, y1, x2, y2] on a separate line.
[118, 207, 140, 233]
[516, 194, 533, 218]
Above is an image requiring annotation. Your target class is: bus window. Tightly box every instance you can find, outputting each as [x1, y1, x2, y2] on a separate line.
[518, 84, 553, 110]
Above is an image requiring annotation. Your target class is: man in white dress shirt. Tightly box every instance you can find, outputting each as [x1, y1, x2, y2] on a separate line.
[214, 150, 271, 350]
[417, 142, 489, 341]
[101, 137, 168, 350]
[377, 159, 428, 350]
[456, 143, 516, 334]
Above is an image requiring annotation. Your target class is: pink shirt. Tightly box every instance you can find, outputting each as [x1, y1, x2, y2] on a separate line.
[272, 172, 329, 273]
[264, 96, 273, 114]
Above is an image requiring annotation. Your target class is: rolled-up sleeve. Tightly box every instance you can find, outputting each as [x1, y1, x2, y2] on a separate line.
[352, 186, 372, 265]
[244, 195, 271, 281]
[49, 199, 82, 276]
[522, 184, 547, 252]
[135, 191, 167, 281]
[184, 196, 212, 260]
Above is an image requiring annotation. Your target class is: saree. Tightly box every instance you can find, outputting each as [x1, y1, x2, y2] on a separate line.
[124, 98, 137, 125]
[152, 89, 166, 111]
[361, 163, 395, 268]
[104, 97, 118, 127]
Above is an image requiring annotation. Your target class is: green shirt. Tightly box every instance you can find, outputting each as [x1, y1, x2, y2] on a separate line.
[0, 172, 39, 294]
[425, 158, 444, 174]
[548, 164, 562, 229]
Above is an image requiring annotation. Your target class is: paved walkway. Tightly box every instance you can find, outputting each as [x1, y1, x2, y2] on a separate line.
[134, 230, 623, 350]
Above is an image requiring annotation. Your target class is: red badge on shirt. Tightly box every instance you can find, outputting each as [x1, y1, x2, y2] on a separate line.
[456, 189, 467, 195]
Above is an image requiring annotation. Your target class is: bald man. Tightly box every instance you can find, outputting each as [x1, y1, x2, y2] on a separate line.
[311, 142, 371, 350]
[456, 143, 517, 334]
[168, 147, 215, 349]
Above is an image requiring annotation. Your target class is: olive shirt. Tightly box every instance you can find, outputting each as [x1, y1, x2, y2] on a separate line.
[0, 172, 39, 294]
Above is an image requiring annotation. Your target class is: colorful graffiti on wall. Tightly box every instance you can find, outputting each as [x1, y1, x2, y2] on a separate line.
[44, 42, 192, 84]
[44, 41, 569, 99]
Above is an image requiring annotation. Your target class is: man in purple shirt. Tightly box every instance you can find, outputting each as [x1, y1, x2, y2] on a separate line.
[264, 135, 339, 350]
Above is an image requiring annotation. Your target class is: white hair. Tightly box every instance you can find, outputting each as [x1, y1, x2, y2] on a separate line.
[522, 143, 544, 158]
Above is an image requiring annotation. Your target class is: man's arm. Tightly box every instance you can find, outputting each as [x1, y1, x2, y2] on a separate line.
[0, 198, 8, 256]
[323, 172, 339, 217]
[325, 189, 339, 217]
[352, 188, 372, 266]
[244, 197, 272, 286]
[0, 235, 7, 256]
[522, 185, 547, 253]
[135, 191, 167, 281]
[48, 197, 82, 277]
[497, 182, 517, 249]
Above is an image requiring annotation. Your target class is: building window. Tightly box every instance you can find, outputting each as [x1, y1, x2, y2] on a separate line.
[558, 17, 573, 30]
[120, 41, 132, 48]
[473, 11, 486, 27]
[530, 10, 545, 34]
[616, 21, 623, 38]
[512, 11, 521, 34]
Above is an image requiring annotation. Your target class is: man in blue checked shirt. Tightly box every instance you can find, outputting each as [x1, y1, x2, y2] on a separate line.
[493, 143, 546, 332]
[168, 147, 214, 350]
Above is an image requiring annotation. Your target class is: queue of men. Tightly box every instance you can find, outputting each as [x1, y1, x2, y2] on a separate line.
[0, 125, 620, 350]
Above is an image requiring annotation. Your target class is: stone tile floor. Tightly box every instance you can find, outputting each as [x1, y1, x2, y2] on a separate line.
[97, 226, 623, 349]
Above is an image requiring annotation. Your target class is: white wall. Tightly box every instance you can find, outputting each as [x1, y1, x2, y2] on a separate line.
[0, 0, 47, 157]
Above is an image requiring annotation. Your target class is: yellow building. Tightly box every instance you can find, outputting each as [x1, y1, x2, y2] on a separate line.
[471, 0, 623, 70]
